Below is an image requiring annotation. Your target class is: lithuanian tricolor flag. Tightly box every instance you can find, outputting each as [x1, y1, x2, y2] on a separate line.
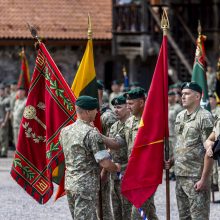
[71, 39, 98, 99]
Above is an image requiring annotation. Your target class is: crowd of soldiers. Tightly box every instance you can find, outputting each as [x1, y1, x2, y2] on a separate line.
[2, 67, 220, 219]
[0, 80, 27, 158]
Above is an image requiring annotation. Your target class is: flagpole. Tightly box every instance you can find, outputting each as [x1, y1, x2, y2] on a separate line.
[88, 13, 103, 220]
[161, 9, 170, 220]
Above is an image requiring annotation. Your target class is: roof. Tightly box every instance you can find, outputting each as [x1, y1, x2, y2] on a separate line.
[0, 0, 112, 40]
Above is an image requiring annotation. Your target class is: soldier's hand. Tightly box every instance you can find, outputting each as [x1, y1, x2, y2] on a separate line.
[100, 168, 108, 182]
[204, 139, 214, 156]
[206, 146, 213, 157]
[164, 159, 173, 170]
[115, 163, 121, 172]
[194, 179, 208, 191]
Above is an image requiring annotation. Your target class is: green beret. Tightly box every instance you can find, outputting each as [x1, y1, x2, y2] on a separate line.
[130, 81, 140, 87]
[75, 96, 99, 110]
[112, 80, 121, 85]
[181, 82, 202, 94]
[17, 86, 25, 90]
[124, 87, 146, 100]
[111, 95, 126, 106]
[168, 91, 176, 96]
[169, 83, 182, 89]
[97, 80, 104, 90]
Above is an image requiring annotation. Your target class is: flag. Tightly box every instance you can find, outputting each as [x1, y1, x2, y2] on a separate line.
[215, 58, 220, 105]
[18, 49, 30, 96]
[121, 35, 168, 208]
[123, 66, 129, 89]
[10, 42, 76, 204]
[71, 38, 101, 131]
[54, 38, 102, 201]
[191, 33, 210, 110]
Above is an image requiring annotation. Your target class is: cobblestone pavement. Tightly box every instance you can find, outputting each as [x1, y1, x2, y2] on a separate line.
[1, 153, 220, 220]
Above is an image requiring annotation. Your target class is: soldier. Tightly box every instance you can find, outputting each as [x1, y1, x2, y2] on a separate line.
[59, 96, 121, 220]
[206, 66, 216, 93]
[166, 82, 214, 220]
[12, 87, 27, 148]
[109, 80, 122, 110]
[0, 84, 10, 157]
[209, 93, 220, 120]
[9, 80, 18, 112]
[168, 90, 183, 180]
[97, 80, 117, 220]
[109, 95, 132, 220]
[102, 87, 159, 220]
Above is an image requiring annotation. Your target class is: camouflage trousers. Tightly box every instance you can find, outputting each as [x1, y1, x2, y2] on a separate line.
[66, 190, 98, 220]
[131, 194, 158, 220]
[176, 176, 210, 220]
[110, 178, 132, 220]
[13, 127, 19, 148]
[101, 173, 113, 220]
[0, 124, 9, 156]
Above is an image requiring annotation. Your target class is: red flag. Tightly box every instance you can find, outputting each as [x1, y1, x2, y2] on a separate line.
[121, 35, 168, 208]
[17, 49, 30, 96]
[10, 42, 76, 204]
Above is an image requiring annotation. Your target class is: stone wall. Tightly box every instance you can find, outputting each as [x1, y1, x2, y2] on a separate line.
[0, 43, 112, 87]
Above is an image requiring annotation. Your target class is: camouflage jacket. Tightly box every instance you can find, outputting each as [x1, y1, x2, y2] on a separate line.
[109, 120, 128, 177]
[117, 115, 140, 158]
[101, 108, 117, 136]
[174, 107, 214, 177]
[169, 103, 183, 137]
[13, 98, 27, 128]
[59, 119, 110, 194]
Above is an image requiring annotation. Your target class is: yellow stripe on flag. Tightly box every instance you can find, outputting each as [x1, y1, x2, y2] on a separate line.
[71, 39, 96, 98]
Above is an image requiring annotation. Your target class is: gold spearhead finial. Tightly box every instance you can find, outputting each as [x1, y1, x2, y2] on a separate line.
[27, 23, 40, 42]
[197, 20, 202, 36]
[122, 65, 127, 77]
[161, 9, 169, 35]
[88, 13, 92, 40]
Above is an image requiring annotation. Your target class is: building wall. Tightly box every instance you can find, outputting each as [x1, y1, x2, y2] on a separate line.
[0, 43, 112, 87]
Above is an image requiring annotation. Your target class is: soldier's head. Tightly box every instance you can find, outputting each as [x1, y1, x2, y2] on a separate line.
[75, 96, 99, 122]
[209, 93, 217, 110]
[111, 80, 121, 93]
[168, 90, 176, 104]
[10, 80, 17, 92]
[0, 84, 5, 96]
[125, 87, 146, 117]
[181, 82, 202, 111]
[111, 95, 130, 122]
[16, 87, 26, 99]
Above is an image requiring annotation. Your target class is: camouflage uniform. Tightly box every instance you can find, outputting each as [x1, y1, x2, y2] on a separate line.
[213, 118, 220, 189]
[109, 120, 132, 220]
[211, 107, 220, 186]
[169, 103, 183, 158]
[118, 115, 158, 220]
[12, 98, 27, 147]
[174, 107, 214, 220]
[100, 107, 117, 220]
[0, 96, 10, 156]
[101, 107, 117, 137]
[59, 119, 110, 220]
[109, 92, 122, 110]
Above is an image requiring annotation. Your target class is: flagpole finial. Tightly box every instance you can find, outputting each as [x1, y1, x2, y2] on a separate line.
[122, 65, 127, 77]
[27, 23, 40, 42]
[197, 20, 202, 36]
[161, 9, 169, 35]
[88, 13, 92, 40]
